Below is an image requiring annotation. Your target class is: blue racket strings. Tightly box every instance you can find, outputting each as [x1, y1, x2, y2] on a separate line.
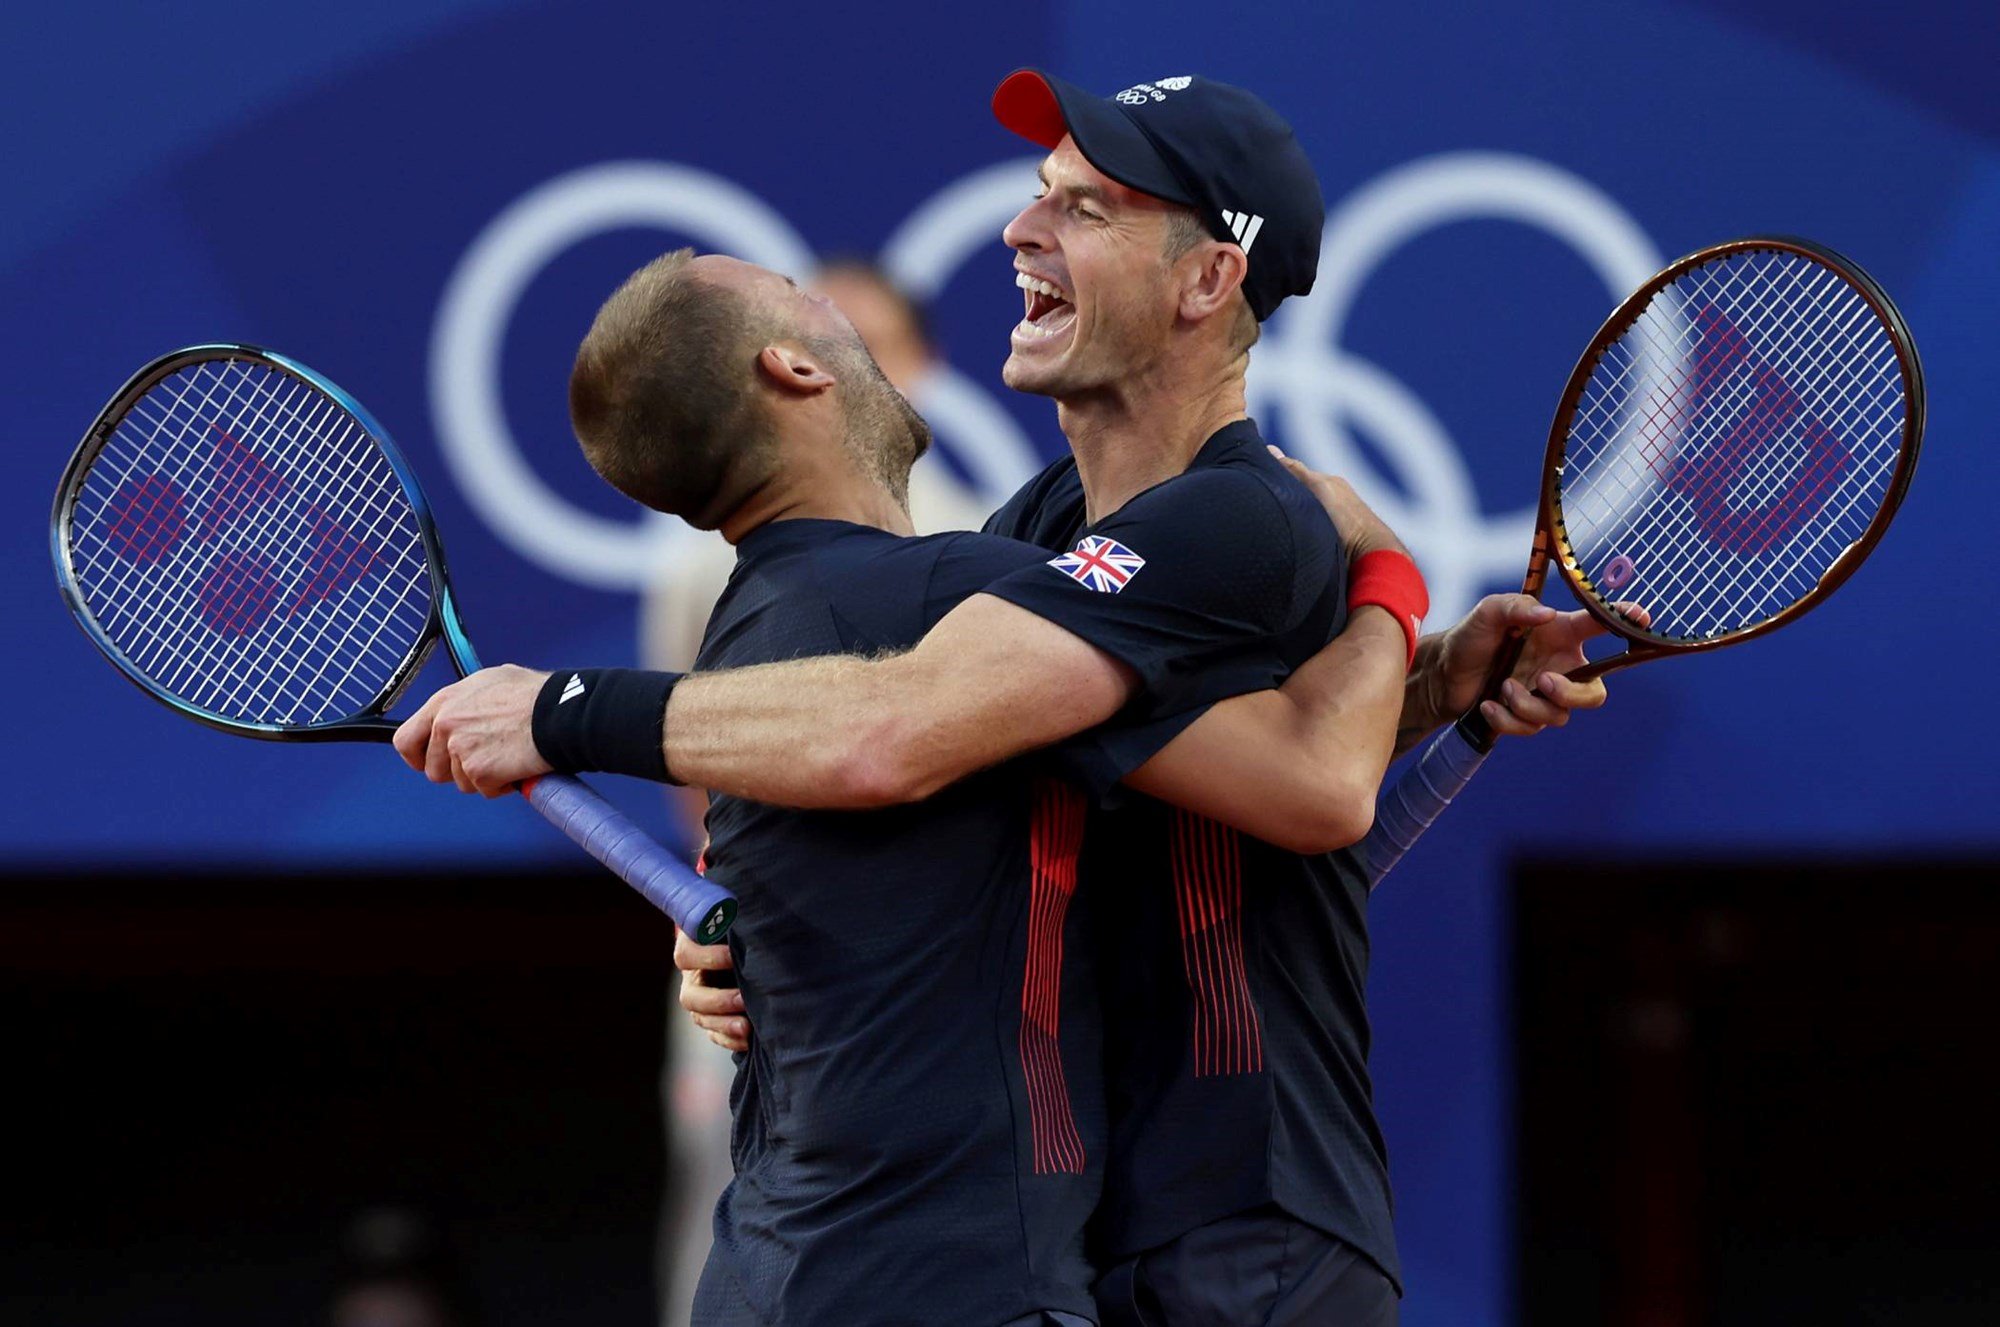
[65, 358, 432, 727]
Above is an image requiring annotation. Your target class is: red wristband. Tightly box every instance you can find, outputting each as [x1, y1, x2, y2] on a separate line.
[1348, 550, 1429, 669]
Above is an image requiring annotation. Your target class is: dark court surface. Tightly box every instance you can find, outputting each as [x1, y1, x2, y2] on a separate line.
[1, 868, 678, 1327]
[1517, 857, 2000, 1326]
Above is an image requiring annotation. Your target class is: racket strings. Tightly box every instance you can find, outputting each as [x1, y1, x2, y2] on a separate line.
[73, 365, 384, 718]
[78, 367, 350, 678]
[1569, 260, 1863, 531]
[1639, 280, 1900, 635]
[1572, 337, 1887, 636]
[1581, 282, 1891, 627]
[89, 370, 396, 699]
[66, 358, 432, 725]
[1557, 249, 1905, 641]
[132, 364, 432, 720]
[85, 364, 429, 723]
[74, 367, 322, 667]
[170, 374, 428, 717]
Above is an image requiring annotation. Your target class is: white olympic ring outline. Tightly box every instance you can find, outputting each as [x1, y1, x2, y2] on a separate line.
[1256, 151, 1664, 619]
[430, 151, 1664, 620]
[428, 160, 1044, 590]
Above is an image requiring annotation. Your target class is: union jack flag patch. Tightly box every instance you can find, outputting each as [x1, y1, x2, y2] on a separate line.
[1048, 535, 1146, 593]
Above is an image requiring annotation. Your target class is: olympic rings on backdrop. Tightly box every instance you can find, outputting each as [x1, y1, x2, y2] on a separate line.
[430, 152, 1662, 619]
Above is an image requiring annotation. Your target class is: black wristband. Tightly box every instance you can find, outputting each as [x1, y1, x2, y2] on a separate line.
[531, 669, 681, 784]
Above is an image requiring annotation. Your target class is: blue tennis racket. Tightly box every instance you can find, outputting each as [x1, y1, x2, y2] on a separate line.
[51, 344, 736, 944]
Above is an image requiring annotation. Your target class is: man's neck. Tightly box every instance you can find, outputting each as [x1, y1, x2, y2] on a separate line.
[719, 460, 915, 545]
[1058, 365, 1248, 524]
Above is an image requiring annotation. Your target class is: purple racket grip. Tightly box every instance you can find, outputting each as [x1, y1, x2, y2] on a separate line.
[522, 773, 736, 944]
[1361, 724, 1492, 889]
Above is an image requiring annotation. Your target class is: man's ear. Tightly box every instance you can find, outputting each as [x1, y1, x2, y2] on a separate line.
[756, 343, 838, 396]
[1178, 242, 1249, 326]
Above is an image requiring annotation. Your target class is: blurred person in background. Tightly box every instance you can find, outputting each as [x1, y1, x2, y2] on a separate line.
[327, 1207, 475, 1327]
[641, 258, 990, 1325]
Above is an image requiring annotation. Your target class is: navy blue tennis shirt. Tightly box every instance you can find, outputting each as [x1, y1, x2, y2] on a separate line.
[692, 418, 1396, 1321]
[981, 419, 1402, 1290]
[691, 519, 1105, 1326]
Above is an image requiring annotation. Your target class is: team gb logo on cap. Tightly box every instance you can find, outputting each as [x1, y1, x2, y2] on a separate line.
[1049, 535, 1147, 593]
[1115, 76, 1193, 105]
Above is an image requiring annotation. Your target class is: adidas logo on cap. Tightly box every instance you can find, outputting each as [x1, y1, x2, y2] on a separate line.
[1221, 209, 1266, 254]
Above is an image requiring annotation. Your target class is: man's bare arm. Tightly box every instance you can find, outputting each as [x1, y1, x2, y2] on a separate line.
[663, 594, 1137, 808]
[1122, 607, 1406, 853]
[1123, 594, 1637, 853]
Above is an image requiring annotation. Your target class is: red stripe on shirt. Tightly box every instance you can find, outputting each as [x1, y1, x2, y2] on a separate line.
[1022, 779, 1087, 1174]
[1171, 810, 1263, 1076]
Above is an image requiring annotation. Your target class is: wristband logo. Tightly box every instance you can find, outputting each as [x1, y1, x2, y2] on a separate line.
[430, 153, 1662, 624]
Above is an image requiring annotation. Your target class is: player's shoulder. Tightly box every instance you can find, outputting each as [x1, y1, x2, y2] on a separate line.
[822, 529, 1044, 629]
[1094, 429, 1341, 612]
[816, 525, 953, 585]
[918, 530, 1050, 607]
[1116, 445, 1317, 543]
[1199, 435, 1341, 555]
[894, 529, 1046, 577]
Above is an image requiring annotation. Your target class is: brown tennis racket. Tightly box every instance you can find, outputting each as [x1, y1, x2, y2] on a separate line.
[1363, 236, 1924, 884]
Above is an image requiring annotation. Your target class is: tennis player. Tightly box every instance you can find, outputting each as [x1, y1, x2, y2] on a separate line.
[399, 73, 1620, 1326]
[668, 72, 1619, 1327]
[394, 243, 1444, 1324]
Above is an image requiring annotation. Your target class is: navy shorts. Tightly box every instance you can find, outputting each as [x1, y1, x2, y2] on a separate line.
[1094, 1206, 1398, 1327]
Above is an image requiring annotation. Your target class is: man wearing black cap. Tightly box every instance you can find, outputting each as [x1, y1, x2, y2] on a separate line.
[979, 69, 1416, 1325]
[874, 70, 1599, 1322]
[407, 69, 1618, 1327]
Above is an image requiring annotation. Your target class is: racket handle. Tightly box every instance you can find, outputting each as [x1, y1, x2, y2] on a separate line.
[1360, 719, 1492, 889]
[521, 774, 736, 944]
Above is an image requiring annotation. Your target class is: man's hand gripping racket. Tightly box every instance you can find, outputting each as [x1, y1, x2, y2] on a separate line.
[50, 345, 736, 944]
[1361, 237, 1924, 886]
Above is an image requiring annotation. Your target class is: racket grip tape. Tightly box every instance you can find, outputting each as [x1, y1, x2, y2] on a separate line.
[1360, 722, 1491, 889]
[521, 774, 736, 944]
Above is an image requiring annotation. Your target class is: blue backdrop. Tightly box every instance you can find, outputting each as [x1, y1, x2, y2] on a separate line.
[7, 3, 1997, 1322]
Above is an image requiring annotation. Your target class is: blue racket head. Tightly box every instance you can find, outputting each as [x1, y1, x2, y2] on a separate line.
[52, 345, 479, 741]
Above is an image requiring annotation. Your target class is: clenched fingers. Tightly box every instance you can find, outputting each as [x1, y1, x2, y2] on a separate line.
[697, 1017, 749, 1053]
[1495, 678, 1571, 730]
[1535, 671, 1607, 712]
[1489, 671, 1608, 736]
[680, 968, 744, 1019]
[675, 927, 748, 1050]
[392, 687, 447, 772]
[1478, 697, 1544, 738]
[1489, 593, 1560, 633]
[681, 970, 749, 1053]
[426, 722, 457, 785]
[674, 929, 735, 974]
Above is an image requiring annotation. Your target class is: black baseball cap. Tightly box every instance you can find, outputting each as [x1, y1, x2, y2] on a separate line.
[992, 69, 1324, 321]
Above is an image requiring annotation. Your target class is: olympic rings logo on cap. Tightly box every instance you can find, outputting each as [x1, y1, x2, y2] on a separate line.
[429, 151, 1662, 621]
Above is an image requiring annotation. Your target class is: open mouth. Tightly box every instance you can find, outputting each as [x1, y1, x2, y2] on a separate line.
[1014, 271, 1076, 341]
